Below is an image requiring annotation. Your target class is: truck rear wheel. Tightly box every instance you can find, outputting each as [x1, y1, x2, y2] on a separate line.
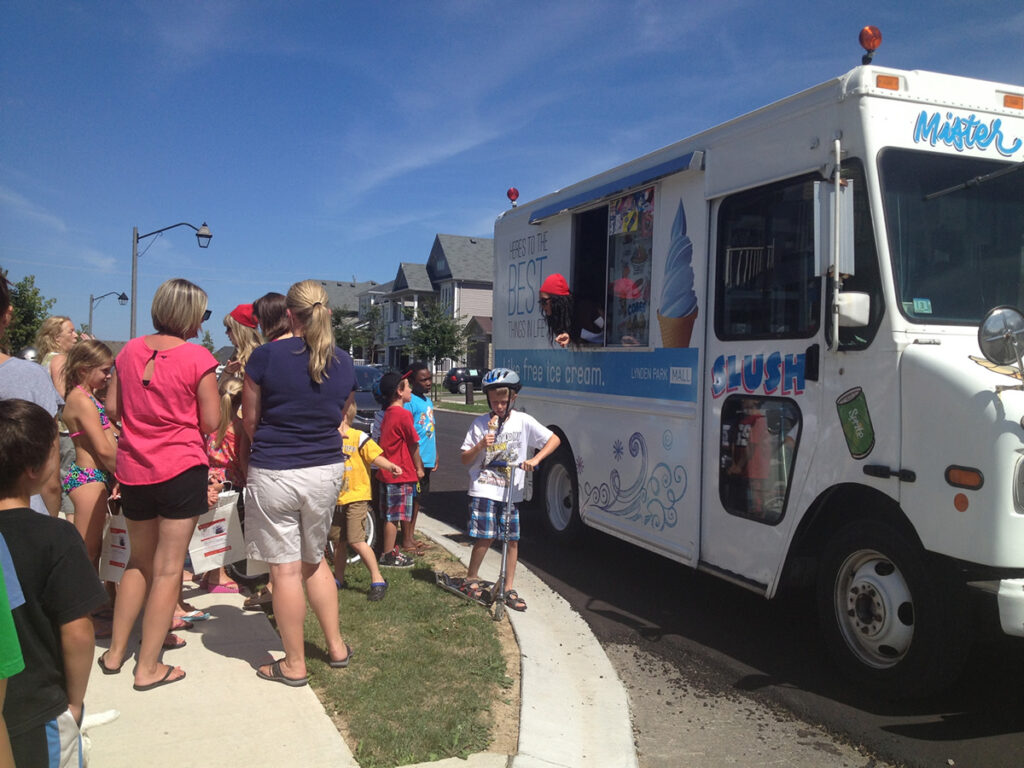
[537, 445, 582, 541]
[816, 519, 969, 697]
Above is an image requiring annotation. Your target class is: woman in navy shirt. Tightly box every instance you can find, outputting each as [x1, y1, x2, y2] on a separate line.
[243, 280, 356, 686]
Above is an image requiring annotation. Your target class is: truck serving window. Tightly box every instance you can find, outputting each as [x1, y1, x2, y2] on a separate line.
[880, 148, 1024, 325]
[572, 187, 656, 347]
[715, 175, 822, 340]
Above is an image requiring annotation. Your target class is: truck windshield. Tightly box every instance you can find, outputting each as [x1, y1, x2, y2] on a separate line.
[879, 148, 1024, 325]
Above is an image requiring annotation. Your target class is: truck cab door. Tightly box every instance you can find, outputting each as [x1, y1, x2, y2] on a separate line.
[699, 173, 826, 593]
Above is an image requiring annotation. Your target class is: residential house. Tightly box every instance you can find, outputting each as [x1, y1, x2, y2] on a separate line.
[377, 234, 493, 372]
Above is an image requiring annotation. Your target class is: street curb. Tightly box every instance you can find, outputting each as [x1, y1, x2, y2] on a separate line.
[416, 514, 639, 768]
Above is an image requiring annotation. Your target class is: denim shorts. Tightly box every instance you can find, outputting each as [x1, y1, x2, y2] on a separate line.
[244, 463, 345, 564]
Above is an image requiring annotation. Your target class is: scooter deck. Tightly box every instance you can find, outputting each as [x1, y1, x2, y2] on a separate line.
[434, 572, 494, 607]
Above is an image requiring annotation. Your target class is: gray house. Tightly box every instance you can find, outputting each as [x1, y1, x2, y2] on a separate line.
[378, 234, 493, 371]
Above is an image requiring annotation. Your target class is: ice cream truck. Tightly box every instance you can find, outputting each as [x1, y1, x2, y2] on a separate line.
[492, 30, 1024, 695]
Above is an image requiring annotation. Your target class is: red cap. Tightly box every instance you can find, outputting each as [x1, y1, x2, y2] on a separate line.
[540, 273, 570, 296]
[229, 303, 258, 329]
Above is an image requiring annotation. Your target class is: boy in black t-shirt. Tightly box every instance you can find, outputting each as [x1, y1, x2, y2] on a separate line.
[0, 398, 107, 768]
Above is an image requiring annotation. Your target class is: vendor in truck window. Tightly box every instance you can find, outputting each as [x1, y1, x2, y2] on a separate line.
[538, 273, 605, 349]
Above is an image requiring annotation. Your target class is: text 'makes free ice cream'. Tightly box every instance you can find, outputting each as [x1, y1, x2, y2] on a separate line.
[658, 199, 699, 347]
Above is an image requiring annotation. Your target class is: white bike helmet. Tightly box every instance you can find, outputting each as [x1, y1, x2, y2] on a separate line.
[482, 367, 521, 393]
[18, 346, 38, 362]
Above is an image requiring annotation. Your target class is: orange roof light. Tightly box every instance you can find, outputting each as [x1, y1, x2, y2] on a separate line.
[1005, 93, 1024, 110]
[876, 74, 900, 91]
[859, 26, 883, 52]
[859, 26, 883, 65]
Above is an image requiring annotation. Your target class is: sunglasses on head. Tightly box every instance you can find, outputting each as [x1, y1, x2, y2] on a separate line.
[201, 309, 212, 322]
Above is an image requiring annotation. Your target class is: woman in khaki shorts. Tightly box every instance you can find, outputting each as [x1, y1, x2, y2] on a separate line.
[242, 280, 357, 687]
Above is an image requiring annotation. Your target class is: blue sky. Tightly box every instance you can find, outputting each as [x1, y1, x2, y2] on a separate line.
[2, 1, 1022, 348]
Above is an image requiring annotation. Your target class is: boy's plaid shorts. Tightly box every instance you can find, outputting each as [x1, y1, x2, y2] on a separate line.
[467, 496, 520, 541]
[383, 482, 416, 523]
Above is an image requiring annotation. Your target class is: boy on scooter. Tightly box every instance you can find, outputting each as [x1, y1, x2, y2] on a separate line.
[459, 368, 560, 612]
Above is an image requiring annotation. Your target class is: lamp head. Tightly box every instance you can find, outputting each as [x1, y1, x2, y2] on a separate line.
[117, 292, 129, 306]
[195, 223, 212, 249]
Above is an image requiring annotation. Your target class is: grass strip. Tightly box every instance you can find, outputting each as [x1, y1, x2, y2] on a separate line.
[300, 552, 512, 768]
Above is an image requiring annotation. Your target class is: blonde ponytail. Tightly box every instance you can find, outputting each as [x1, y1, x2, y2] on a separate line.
[286, 280, 336, 383]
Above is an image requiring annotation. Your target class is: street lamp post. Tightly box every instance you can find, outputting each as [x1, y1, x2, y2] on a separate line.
[130, 221, 212, 338]
[88, 291, 129, 337]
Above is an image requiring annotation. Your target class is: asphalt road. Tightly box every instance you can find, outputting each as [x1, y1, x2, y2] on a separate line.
[430, 408, 1024, 768]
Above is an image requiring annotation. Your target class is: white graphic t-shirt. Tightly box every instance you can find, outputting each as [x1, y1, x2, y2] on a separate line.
[461, 410, 554, 503]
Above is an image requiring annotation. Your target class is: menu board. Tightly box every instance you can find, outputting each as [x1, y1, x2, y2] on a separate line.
[606, 187, 654, 346]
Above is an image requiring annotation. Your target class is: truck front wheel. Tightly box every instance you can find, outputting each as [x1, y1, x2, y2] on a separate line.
[816, 519, 970, 697]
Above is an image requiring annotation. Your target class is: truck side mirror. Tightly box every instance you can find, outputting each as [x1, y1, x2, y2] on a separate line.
[979, 305, 1024, 367]
[837, 292, 871, 327]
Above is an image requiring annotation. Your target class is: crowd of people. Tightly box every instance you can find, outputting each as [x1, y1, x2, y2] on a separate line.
[0, 270, 565, 767]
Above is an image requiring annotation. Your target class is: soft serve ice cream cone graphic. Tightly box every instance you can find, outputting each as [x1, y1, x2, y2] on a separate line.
[658, 200, 699, 347]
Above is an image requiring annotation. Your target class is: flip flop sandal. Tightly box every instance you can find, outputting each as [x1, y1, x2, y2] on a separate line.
[256, 659, 308, 687]
[156, 633, 187, 650]
[504, 590, 527, 612]
[133, 665, 186, 692]
[97, 651, 126, 675]
[243, 589, 274, 611]
[178, 609, 212, 622]
[205, 581, 240, 594]
[328, 643, 355, 669]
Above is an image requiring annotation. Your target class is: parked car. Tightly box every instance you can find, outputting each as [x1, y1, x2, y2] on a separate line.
[352, 365, 384, 432]
[444, 367, 488, 394]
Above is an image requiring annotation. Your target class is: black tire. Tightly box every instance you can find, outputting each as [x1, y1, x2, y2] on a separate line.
[458, 381, 467, 394]
[536, 444, 583, 541]
[816, 519, 970, 698]
[324, 507, 378, 565]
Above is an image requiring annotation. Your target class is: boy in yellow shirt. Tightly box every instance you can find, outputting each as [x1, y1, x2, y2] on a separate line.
[331, 400, 402, 601]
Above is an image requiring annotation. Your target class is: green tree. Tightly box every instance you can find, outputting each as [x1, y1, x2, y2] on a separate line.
[362, 303, 384, 364]
[408, 299, 470, 368]
[332, 309, 364, 355]
[200, 330, 215, 353]
[1, 271, 56, 354]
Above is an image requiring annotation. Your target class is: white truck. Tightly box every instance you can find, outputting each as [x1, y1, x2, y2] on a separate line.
[492, 31, 1024, 695]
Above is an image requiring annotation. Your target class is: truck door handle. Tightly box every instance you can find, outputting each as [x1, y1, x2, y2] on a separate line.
[805, 343, 820, 382]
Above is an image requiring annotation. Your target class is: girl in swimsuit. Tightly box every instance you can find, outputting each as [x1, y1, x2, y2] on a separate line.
[62, 340, 118, 566]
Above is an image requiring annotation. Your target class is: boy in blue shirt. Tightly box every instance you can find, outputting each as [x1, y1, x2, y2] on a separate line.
[403, 362, 436, 555]
[0, 398, 107, 767]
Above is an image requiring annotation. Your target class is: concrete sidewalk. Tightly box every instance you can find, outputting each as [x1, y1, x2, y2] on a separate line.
[85, 515, 637, 768]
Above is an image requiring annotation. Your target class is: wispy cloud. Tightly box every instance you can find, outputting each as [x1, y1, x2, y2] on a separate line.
[0, 185, 67, 233]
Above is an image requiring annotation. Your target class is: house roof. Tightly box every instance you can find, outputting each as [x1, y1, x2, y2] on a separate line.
[357, 280, 394, 299]
[391, 263, 434, 294]
[315, 279, 380, 314]
[466, 315, 492, 336]
[427, 234, 493, 284]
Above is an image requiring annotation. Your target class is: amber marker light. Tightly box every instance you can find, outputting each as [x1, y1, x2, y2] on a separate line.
[1004, 93, 1024, 110]
[954, 493, 969, 512]
[946, 466, 984, 490]
[876, 74, 901, 91]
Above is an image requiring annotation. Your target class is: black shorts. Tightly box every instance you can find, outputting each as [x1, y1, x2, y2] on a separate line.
[120, 465, 208, 521]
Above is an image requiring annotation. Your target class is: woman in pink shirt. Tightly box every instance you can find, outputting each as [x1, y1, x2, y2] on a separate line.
[99, 279, 220, 691]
